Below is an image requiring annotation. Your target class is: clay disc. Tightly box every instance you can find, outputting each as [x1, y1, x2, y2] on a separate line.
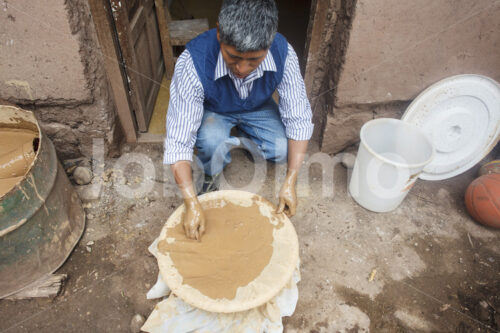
[155, 190, 299, 313]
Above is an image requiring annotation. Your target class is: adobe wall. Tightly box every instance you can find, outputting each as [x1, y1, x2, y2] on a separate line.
[320, 0, 500, 153]
[0, 0, 121, 159]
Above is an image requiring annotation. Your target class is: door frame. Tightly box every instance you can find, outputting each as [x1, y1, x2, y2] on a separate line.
[303, 0, 340, 141]
[111, 0, 165, 132]
[89, 0, 328, 144]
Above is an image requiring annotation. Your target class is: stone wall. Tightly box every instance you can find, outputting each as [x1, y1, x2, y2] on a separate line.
[320, 0, 500, 153]
[0, 0, 121, 159]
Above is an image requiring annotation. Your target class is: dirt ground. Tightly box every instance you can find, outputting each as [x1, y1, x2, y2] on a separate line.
[0, 142, 499, 333]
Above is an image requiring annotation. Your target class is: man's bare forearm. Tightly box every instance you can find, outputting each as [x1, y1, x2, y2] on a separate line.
[287, 139, 308, 171]
[171, 161, 194, 189]
[277, 139, 308, 216]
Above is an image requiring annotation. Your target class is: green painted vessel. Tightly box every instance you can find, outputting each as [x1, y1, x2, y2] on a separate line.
[0, 106, 85, 298]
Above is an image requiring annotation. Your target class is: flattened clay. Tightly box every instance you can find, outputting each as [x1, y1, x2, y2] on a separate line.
[156, 190, 299, 313]
[159, 202, 275, 300]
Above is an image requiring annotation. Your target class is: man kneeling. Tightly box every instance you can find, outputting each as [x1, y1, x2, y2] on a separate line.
[163, 0, 314, 239]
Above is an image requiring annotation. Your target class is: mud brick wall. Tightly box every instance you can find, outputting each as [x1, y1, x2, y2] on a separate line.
[319, 0, 500, 153]
[0, 0, 121, 159]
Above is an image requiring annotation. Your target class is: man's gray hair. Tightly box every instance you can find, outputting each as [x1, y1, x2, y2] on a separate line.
[218, 0, 278, 52]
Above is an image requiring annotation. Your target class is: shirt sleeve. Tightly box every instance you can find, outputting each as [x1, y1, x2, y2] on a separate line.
[276, 43, 314, 141]
[163, 49, 205, 164]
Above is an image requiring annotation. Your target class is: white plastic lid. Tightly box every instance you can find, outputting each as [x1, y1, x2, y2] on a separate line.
[402, 74, 500, 180]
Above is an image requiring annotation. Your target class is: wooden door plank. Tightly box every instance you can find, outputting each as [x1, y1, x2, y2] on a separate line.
[154, 0, 175, 78]
[129, 5, 146, 44]
[88, 0, 137, 142]
[146, 3, 162, 71]
[111, 0, 149, 131]
[304, 0, 328, 98]
[134, 32, 154, 101]
[144, 0, 165, 123]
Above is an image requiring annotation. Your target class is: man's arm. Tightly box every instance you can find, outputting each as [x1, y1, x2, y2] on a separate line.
[164, 50, 204, 165]
[287, 139, 308, 170]
[275, 43, 314, 216]
[164, 49, 206, 239]
[277, 139, 308, 216]
[171, 161, 205, 240]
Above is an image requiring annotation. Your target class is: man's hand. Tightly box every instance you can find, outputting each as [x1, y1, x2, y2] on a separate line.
[276, 139, 308, 217]
[277, 169, 298, 217]
[171, 161, 206, 240]
[183, 196, 206, 240]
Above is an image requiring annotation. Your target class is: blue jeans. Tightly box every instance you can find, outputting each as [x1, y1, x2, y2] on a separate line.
[196, 100, 288, 176]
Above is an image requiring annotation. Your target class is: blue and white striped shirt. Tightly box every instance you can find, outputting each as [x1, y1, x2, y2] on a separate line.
[163, 43, 314, 164]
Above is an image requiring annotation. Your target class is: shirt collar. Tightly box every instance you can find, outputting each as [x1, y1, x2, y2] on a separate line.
[214, 49, 277, 80]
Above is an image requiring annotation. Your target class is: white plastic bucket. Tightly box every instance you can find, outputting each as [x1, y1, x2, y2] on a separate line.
[349, 118, 435, 212]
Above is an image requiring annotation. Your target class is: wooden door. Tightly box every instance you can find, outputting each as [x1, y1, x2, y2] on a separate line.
[110, 0, 164, 132]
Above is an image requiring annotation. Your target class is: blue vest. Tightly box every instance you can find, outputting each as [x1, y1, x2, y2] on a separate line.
[186, 29, 288, 113]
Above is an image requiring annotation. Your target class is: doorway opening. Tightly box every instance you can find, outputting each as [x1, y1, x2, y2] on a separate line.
[145, 0, 313, 140]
